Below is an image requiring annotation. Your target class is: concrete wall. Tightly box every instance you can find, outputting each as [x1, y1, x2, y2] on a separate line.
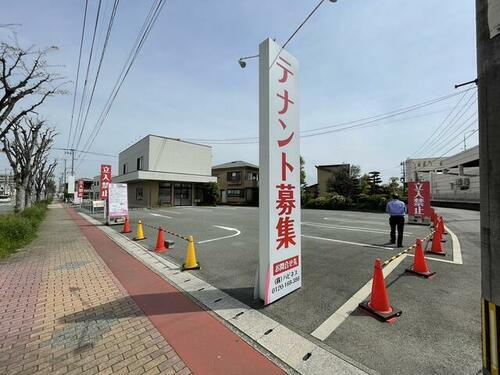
[148, 136, 212, 176]
[443, 145, 479, 168]
[118, 137, 150, 175]
[127, 181, 151, 208]
[430, 171, 480, 202]
[317, 169, 331, 197]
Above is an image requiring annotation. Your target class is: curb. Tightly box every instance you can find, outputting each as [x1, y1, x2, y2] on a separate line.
[78, 211, 376, 375]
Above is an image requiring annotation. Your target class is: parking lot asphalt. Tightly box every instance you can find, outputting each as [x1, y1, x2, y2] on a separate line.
[87, 206, 481, 375]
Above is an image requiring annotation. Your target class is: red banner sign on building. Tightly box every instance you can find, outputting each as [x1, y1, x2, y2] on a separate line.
[100, 165, 112, 200]
[407, 181, 431, 222]
[77, 180, 84, 198]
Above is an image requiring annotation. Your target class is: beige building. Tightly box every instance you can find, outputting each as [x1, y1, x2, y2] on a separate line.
[212, 161, 259, 205]
[405, 145, 479, 204]
[316, 164, 351, 197]
[113, 135, 217, 207]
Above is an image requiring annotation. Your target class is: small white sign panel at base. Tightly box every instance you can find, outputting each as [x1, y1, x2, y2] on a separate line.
[257, 38, 301, 305]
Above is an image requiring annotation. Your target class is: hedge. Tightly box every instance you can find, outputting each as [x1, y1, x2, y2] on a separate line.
[0, 201, 49, 258]
[303, 193, 389, 212]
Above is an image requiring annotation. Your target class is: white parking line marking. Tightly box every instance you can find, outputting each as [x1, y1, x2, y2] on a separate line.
[311, 224, 463, 341]
[303, 222, 412, 236]
[323, 217, 387, 226]
[311, 254, 408, 341]
[446, 225, 463, 265]
[302, 234, 393, 250]
[198, 225, 241, 244]
[159, 210, 182, 215]
[150, 213, 172, 219]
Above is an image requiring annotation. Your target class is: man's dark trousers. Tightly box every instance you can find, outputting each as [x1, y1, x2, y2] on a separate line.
[389, 215, 405, 247]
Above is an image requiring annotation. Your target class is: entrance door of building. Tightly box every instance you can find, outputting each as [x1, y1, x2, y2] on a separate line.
[158, 182, 172, 206]
[173, 183, 192, 206]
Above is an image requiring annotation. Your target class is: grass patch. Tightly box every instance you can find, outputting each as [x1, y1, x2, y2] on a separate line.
[0, 201, 49, 259]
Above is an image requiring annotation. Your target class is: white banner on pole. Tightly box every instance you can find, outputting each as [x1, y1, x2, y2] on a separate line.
[107, 183, 128, 224]
[257, 38, 301, 305]
[67, 175, 75, 194]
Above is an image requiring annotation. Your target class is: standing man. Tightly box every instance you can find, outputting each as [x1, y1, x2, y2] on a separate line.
[386, 193, 407, 247]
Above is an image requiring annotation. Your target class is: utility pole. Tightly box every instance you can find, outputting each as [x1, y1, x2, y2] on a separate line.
[476, 1, 500, 374]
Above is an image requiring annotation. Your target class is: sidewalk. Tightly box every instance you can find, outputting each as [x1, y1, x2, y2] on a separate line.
[0, 204, 284, 375]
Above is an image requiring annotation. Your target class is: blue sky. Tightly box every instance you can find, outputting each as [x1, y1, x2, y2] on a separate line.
[1, 0, 477, 185]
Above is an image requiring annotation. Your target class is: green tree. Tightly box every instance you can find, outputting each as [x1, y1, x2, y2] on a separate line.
[300, 156, 306, 189]
[205, 182, 219, 206]
[368, 171, 382, 195]
[386, 177, 401, 195]
[327, 165, 361, 199]
[359, 174, 371, 194]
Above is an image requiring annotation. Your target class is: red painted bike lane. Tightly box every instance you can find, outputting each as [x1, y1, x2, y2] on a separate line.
[67, 207, 284, 375]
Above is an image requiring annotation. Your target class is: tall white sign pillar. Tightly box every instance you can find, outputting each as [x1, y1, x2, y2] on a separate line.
[257, 38, 301, 305]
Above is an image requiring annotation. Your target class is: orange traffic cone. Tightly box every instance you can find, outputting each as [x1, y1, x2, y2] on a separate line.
[432, 212, 438, 228]
[427, 229, 446, 256]
[438, 216, 448, 235]
[154, 227, 167, 253]
[359, 258, 402, 322]
[406, 239, 436, 278]
[121, 217, 132, 234]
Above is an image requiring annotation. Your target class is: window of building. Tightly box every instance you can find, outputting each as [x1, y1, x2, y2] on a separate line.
[227, 171, 241, 184]
[159, 182, 172, 204]
[123, 163, 128, 174]
[247, 172, 258, 181]
[136, 187, 143, 201]
[227, 189, 243, 197]
[137, 156, 144, 171]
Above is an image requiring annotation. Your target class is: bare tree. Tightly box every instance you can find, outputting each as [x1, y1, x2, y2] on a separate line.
[2, 117, 56, 211]
[34, 158, 57, 202]
[0, 35, 65, 140]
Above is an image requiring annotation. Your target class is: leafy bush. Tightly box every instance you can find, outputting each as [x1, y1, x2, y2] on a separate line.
[0, 202, 49, 258]
[355, 194, 388, 212]
[200, 182, 219, 206]
[303, 193, 388, 212]
[304, 193, 352, 210]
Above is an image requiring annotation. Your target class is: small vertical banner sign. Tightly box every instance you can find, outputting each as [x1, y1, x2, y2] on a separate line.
[407, 181, 432, 224]
[100, 164, 112, 200]
[257, 38, 301, 305]
[77, 180, 84, 198]
[107, 183, 129, 225]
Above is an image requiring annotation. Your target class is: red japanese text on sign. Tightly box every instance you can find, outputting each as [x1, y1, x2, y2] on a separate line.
[77, 180, 84, 198]
[273, 256, 299, 276]
[407, 181, 431, 217]
[100, 165, 112, 201]
[258, 38, 301, 305]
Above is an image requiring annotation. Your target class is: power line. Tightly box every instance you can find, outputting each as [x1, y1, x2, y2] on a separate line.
[185, 88, 475, 145]
[77, 0, 120, 151]
[422, 111, 478, 157]
[67, 0, 89, 149]
[72, 0, 103, 150]
[409, 88, 470, 158]
[76, 0, 166, 169]
[412, 89, 477, 157]
[430, 125, 478, 164]
[53, 147, 117, 158]
[282, 0, 327, 51]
